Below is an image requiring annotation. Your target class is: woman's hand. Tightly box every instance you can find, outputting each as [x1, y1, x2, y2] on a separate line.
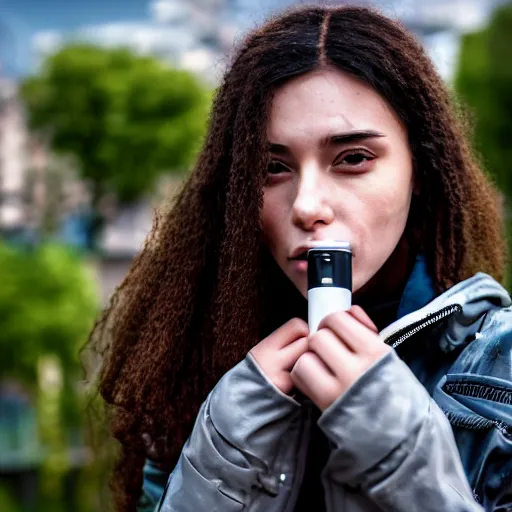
[250, 318, 309, 395]
[290, 306, 391, 410]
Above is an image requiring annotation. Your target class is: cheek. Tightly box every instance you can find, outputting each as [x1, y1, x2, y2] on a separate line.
[350, 180, 412, 288]
[372, 189, 411, 229]
[359, 166, 413, 230]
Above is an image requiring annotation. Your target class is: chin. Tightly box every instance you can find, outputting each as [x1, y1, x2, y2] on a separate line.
[352, 274, 367, 294]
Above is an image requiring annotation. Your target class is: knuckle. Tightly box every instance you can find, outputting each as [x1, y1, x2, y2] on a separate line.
[308, 331, 323, 353]
[324, 311, 338, 323]
[296, 351, 315, 371]
[288, 317, 308, 335]
[318, 311, 343, 330]
[290, 356, 304, 377]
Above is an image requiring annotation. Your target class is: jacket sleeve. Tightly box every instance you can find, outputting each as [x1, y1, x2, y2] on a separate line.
[155, 354, 301, 512]
[318, 350, 483, 512]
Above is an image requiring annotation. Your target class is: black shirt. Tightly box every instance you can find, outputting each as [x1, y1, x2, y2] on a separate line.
[295, 408, 330, 511]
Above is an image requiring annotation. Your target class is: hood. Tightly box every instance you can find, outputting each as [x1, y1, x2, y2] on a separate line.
[380, 273, 511, 353]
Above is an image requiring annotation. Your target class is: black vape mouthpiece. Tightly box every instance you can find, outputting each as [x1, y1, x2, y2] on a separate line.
[307, 242, 352, 291]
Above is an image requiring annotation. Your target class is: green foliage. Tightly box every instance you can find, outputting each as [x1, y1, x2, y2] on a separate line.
[0, 243, 98, 408]
[0, 486, 21, 512]
[455, 1, 512, 286]
[21, 44, 211, 203]
[455, 3, 512, 198]
[0, 242, 101, 510]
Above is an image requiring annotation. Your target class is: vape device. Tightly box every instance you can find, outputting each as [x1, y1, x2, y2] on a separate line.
[307, 241, 352, 333]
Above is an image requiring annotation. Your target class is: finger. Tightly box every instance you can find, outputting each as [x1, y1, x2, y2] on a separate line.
[348, 305, 378, 333]
[308, 328, 355, 378]
[290, 352, 340, 410]
[279, 336, 309, 370]
[319, 311, 381, 353]
[262, 318, 309, 350]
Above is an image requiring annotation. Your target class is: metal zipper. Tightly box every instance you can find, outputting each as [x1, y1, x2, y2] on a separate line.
[383, 304, 462, 349]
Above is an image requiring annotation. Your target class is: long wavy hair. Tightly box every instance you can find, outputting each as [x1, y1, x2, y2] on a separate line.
[85, 4, 507, 511]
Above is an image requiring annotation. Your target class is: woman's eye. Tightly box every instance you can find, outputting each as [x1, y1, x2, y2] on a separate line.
[267, 161, 290, 175]
[335, 150, 375, 168]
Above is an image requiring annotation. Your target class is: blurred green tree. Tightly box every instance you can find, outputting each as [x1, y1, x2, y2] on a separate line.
[0, 242, 100, 510]
[0, 485, 21, 512]
[0, 242, 98, 420]
[20, 44, 210, 208]
[456, 1, 512, 285]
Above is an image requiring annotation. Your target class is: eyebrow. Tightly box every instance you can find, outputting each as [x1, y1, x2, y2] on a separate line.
[268, 130, 386, 154]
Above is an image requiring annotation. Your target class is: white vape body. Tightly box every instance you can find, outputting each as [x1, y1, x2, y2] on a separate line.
[308, 287, 352, 333]
[307, 241, 352, 334]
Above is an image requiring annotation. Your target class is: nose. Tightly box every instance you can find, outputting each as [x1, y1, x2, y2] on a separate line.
[291, 168, 335, 231]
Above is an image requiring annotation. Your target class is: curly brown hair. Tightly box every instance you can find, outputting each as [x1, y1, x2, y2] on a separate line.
[85, 4, 507, 511]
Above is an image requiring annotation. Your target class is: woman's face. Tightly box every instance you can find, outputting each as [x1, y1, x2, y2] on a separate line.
[261, 67, 414, 298]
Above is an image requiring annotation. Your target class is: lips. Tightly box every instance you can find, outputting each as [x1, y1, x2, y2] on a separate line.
[290, 244, 315, 260]
[289, 241, 354, 264]
[291, 251, 308, 261]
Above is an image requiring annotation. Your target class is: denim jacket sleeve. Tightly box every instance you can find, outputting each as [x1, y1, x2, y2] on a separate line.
[154, 353, 301, 512]
[433, 306, 512, 511]
[136, 459, 171, 511]
[318, 350, 483, 512]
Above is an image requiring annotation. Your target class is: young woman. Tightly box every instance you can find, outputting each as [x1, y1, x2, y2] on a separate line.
[88, 5, 512, 512]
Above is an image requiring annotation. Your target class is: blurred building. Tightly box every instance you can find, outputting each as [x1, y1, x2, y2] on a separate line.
[95, 200, 154, 303]
[0, 77, 27, 236]
[0, 75, 90, 244]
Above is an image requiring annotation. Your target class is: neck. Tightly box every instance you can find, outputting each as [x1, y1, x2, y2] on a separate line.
[354, 235, 416, 330]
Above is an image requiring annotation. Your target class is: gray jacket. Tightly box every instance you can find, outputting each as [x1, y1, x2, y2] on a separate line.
[152, 270, 512, 512]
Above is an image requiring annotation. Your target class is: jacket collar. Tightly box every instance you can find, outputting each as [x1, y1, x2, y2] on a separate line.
[381, 255, 511, 353]
[396, 254, 436, 321]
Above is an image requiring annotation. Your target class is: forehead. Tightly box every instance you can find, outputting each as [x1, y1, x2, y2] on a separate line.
[267, 67, 406, 142]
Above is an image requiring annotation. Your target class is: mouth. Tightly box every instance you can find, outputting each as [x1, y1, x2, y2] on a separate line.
[289, 243, 315, 261]
[291, 251, 308, 261]
[290, 240, 352, 261]
[288, 240, 355, 261]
